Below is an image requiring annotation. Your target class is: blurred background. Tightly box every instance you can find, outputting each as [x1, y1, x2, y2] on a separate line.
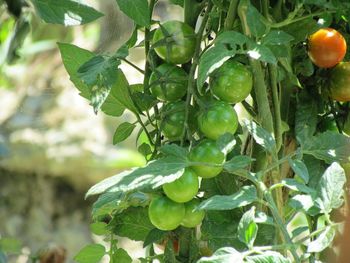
[0, 0, 182, 262]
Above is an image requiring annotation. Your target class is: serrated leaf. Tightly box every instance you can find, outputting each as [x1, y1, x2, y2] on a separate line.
[197, 247, 244, 263]
[86, 156, 189, 197]
[238, 207, 257, 248]
[215, 31, 249, 47]
[116, 0, 150, 27]
[197, 46, 236, 92]
[315, 162, 346, 214]
[261, 30, 294, 45]
[288, 159, 309, 183]
[198, 186, 257, 211]
[110, 207, 154, 241]
[113, 122, 136, 145]
[280, 179, 315, 194]
[303, 132, 350, 163]
[31, 0, 103, 26]
[307, 226, 336, 253]
[58, 43, 94, 98]
[242, 119, 276, 153]
[111, 248, 132, 263]
[246, 251, 291, 263]
[74, 244, 106, 263]
[224, 156, 254, 174]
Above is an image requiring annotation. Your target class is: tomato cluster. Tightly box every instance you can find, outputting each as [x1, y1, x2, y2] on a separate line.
[148, 20, 253, 233]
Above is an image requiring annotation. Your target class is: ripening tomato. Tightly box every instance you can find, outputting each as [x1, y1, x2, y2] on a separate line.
[148, 196, 185, 231]
[210, 59, 253, 104]
[308, 28, 347, 68]
[181, 199, 205, 228]
[198, 100, 239, 140]
[149, 63, 188, 102]
[163, 169, 199, 203]
[153, 20, 196, 64]
[329, 62, 350, 102]
[189, 139, 225, 178]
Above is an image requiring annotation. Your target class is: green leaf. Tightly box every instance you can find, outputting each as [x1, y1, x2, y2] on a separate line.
[288, 194, 319, 216]
[245, 251, 291, 262]
[261, 30, 294, 45]
[198, 186, 257, 211]
[307, 226, 336, 253]
[92, 191, 150, 218]
[160, 144, 188, 160]
[280, 179, 315, 195]
[216, 133, 236, 155]
[110, 207, 154, 241]
[215, 31, 249, 47]
[86, 156, 189, 197]
[143, 228, 167, 248]
[237, 207, 257, 248]
[74, 244, 106, 263]
[224, 156, 254, 174]
[197, 46, 236, 93]
[89, 222, 108, 236]
[164, 239, 178, 263]
[77, 55, 120, 88]
[31, 0, 103, 26]
[116, 0, 150, 27]
[295, 92, 318, 144]
[245, 0, 269, 38]
[197, 247, 244, 263]
[246, 42, 277, 64]
[303, 132, 350, 163]
[0, 238, 22, 254]
[288, 159, 309, 183]
[315, 162, 346, 214]
[242, 119, 276, 153]
[111, 248, 132, 263]
[113, 122, 136, 145]
[58, 43, 94, 99]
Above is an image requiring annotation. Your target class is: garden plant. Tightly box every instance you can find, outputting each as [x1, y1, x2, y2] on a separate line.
[2, 0, 350, 262]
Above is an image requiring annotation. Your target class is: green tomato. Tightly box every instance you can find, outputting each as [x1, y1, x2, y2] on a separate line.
[181, 199, 205, 228]
[329, 62, 350, 102]
[189, 139, 225, 178]
[210, 59, 253, 104]
[198, 100, 239, 140]
[161, 102, 195, 141]
[153, 20, 196, 64]
[148, 196, 185, 231]
[149, 63, 187, 102]
[163, 169, 199, 203]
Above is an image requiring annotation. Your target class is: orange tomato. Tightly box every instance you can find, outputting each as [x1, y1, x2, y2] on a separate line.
[308, 28, 347, 68]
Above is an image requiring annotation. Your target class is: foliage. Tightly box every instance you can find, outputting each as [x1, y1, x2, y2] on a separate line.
[2, 0, 350, 262]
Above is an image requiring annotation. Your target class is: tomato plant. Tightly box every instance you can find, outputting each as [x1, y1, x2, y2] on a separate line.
[308, 28, 347, 68]
[148, 196, 185, 231]
[27, 0, 350, 262]
[210, 59, 253, 104]
[149, 63, 188, 102]
[197, 100, 239, 140]
[153, 20, 196, 64]
[163, 169, 199, 203]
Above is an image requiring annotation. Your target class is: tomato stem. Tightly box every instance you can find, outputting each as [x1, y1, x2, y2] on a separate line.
[224, 0, 239, 30]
